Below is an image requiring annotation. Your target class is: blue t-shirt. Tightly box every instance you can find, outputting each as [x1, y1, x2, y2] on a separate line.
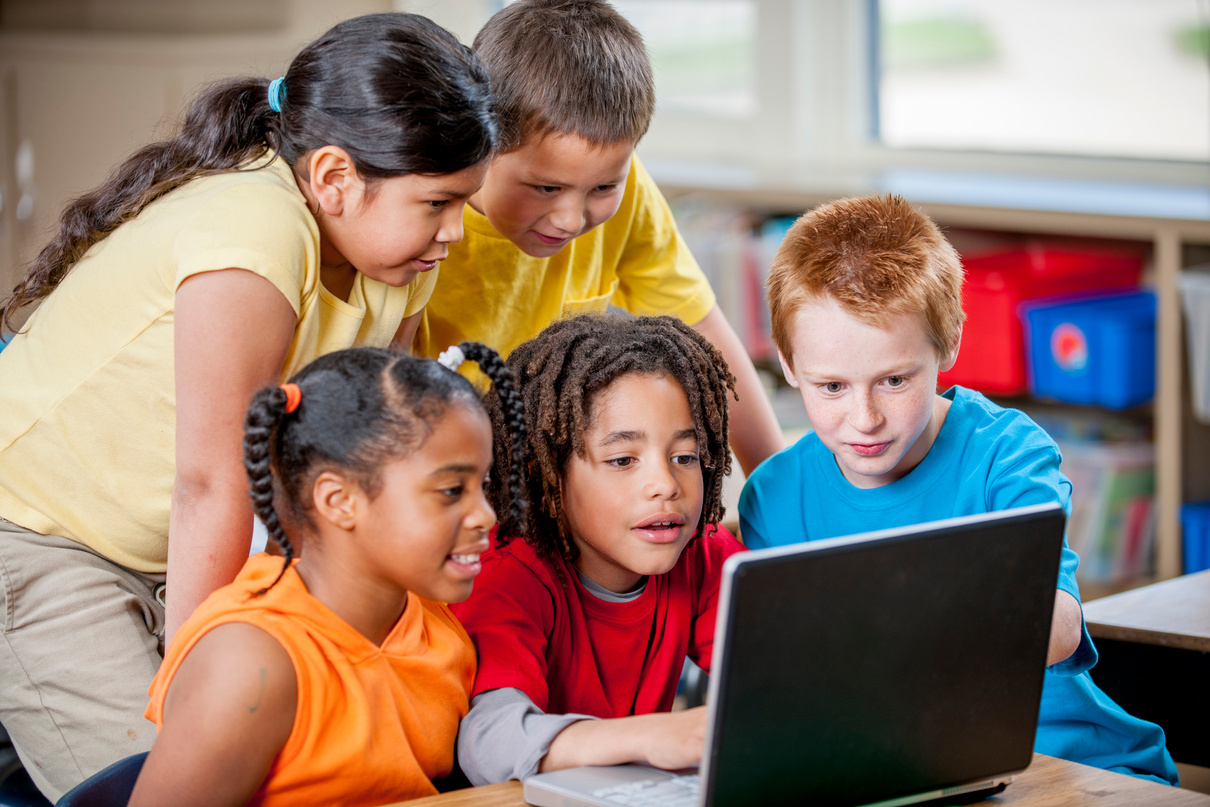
[739, 386, 1178, 785]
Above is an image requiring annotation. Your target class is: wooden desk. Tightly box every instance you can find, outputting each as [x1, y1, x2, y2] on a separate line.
[400, 755, 1210, 806]
[1083, 570, 1210, 767]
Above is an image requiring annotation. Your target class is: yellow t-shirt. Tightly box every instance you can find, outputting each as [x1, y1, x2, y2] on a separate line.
[414, 155, 716, 362]
[0, 157, 436, 573]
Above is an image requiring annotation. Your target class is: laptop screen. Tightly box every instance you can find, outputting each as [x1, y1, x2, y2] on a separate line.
[702, 504, 1066, 807]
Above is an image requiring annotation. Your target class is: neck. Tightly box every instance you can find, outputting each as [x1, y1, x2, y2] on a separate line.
[320, 263, 356, 302]
[294, 539, 408, 647]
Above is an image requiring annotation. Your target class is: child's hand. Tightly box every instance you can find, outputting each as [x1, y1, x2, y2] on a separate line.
[637, 705, 708, 770]
[540, 705, 708, 773]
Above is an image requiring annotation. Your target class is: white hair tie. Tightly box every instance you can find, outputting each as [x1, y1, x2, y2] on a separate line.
[437, 345, 466, 372]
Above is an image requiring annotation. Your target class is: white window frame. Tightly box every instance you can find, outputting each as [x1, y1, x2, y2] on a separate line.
[405, 0, 1210, 191]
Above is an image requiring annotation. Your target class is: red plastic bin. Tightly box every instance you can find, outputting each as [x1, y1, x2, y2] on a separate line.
[938, 243, 1143, 395]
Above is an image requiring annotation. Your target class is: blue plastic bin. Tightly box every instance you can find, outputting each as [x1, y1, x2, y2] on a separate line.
[1182, 500, 1210, 574]
[1021, 290, 1155, 409]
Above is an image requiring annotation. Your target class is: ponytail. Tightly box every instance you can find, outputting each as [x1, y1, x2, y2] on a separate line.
[243, 384, 298, 595]
[457, 342, 529, 539]
[2, 12, 495, 333]
[1, 78, 276, 332]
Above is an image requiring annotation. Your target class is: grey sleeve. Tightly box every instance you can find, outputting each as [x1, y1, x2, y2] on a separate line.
[456, 687, 598, 785]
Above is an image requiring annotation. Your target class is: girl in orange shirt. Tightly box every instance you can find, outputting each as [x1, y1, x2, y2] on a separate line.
[131, 344, 526, 806]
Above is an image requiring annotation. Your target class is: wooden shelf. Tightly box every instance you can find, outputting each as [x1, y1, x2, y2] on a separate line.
[654, 165, 1210, 582]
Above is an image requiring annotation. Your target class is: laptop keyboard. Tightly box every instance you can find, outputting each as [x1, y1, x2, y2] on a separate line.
[590, 773, 700, 806]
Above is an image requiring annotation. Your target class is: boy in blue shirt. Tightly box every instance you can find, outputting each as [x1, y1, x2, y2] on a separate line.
[739, 194, 1178, 785]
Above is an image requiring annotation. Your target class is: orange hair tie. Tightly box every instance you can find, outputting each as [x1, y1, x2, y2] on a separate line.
[280, 383, 302, 414]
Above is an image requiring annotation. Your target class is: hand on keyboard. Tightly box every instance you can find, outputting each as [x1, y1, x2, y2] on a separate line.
[634, 705, 707, 771]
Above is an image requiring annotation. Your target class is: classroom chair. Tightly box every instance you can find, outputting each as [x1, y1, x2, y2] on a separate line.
[55, 753, 147, 807]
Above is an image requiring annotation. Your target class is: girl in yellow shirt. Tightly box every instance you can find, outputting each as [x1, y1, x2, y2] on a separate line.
[0, 13, 494, 801]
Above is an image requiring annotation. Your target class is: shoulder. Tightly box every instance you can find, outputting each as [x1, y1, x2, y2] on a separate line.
[144, 621, 298, 804]
[177, 158, 309, 219]
[609, 155, 666, 229]
[417, 597, 475, 645]
[945, 387, 1058, 457]
[451, 538, 563, 621]
[681, 525, 746, 576]
[743, 433, 820, 493]
[160, 620, 297, 732]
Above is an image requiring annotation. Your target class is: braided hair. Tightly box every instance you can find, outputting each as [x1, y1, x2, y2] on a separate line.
[486, 314, 736, 566]
[242, 344, 526, 594]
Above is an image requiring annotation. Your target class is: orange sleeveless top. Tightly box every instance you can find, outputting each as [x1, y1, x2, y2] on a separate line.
[147, 554, 475, 805]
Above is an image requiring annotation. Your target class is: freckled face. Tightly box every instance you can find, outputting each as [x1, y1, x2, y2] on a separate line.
[778, 296, 955, 489]
[469, 133, 633, 258]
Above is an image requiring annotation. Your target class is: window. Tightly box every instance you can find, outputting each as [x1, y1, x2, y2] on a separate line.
[455, 0, 1210, 189]
[878, 0, 1210, 163]
[612, 0, 758, 117]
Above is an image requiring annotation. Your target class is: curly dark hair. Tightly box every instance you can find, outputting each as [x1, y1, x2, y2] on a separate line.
[243, 344, 526, 594]
[485, 314, 735, 566]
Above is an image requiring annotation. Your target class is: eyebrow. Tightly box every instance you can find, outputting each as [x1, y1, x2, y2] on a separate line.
[598, 428, 698, 447]
[529, 173, 628, 187]
[430, 463, 479, 476]
[600, 430, 644, 447]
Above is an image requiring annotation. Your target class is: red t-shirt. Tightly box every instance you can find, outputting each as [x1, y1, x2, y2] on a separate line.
[450, 526, 745, 718]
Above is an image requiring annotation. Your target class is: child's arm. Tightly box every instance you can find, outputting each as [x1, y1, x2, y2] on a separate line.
[539, 706, 708, 773]
[988, 426, 1093, 673]
[130, 623, 297, 807]
[1049, 589, 1083, 666]
[168, 270, 296, 643]
[692, 305, 786, 474]
[458, 688, 707, 782]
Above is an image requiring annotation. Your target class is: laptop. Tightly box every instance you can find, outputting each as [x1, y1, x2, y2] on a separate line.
[523, 503, 1066, 807]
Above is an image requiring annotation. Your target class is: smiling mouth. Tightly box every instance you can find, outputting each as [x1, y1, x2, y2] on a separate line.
[448, 552, 482, 565]
[533, 231, 570, 246]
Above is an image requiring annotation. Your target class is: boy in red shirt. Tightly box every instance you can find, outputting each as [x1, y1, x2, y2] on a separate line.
[452, 315, 746, 783]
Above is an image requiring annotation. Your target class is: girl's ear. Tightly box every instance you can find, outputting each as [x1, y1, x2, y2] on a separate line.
[302, 146, 359, 217]
[312, 470, 359, 531]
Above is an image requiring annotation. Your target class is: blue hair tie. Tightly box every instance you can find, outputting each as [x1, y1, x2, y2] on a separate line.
[268, 77, 286, 113]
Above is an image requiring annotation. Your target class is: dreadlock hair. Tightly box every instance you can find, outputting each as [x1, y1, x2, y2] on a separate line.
[242, 344, 526, 594]
[487, 314, 735, 567]
[2, 12, 496, 332]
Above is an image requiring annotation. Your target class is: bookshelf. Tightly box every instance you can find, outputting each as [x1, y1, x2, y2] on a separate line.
[652, 161, 1210, 583]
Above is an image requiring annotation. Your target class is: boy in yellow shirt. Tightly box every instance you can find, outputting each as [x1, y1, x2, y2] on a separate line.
[414, 0, 783, 473]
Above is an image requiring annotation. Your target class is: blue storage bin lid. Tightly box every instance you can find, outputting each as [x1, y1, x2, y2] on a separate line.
[1019, 289, 1156, 322]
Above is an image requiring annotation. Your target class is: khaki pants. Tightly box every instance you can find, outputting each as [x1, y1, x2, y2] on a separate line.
[0, 517, 164, 802]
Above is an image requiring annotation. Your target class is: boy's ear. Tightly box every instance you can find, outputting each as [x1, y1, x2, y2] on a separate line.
[311, 470, 359, 531]
[777, 349, 800, 389]
[302, 146, 359, 217]
[939, 326, 963, 373]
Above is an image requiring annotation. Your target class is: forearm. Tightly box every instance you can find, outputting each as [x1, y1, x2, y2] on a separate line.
[691, 306, 784, 475]
[165, 478, 254, 645]
[458, 689, 593, 784]
[540, 707, 707, 773]
[1047, 589, 1083, 667]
